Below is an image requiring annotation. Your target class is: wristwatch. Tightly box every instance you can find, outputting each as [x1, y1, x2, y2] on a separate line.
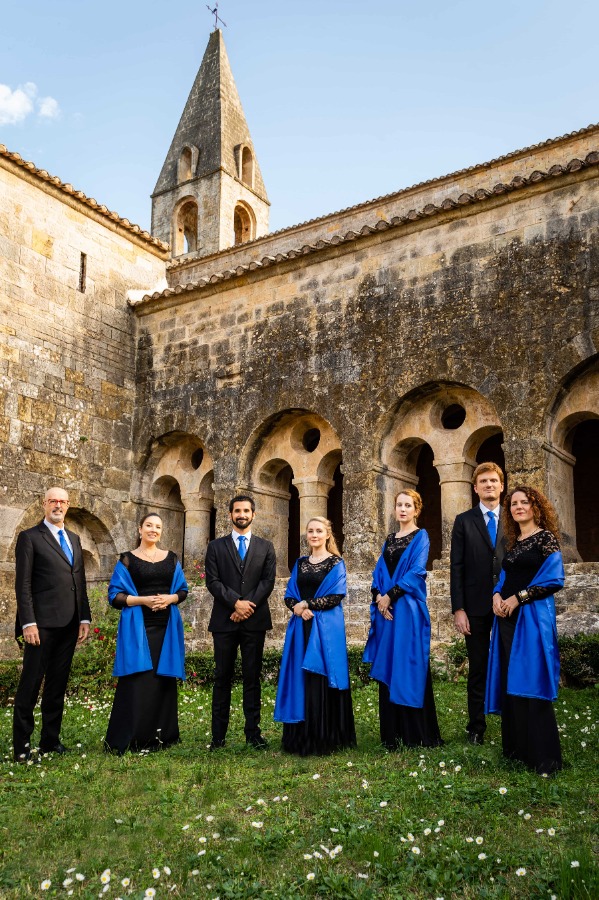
[516, 589, 529, 605]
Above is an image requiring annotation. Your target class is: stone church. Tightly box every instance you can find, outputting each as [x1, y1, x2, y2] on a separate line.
[1, 30, 598, 657]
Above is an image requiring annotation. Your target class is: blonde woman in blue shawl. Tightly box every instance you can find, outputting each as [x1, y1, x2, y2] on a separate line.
[275, 517, 356, 756]
[364, 490, 442, 749]
[104, 513, 188, 754]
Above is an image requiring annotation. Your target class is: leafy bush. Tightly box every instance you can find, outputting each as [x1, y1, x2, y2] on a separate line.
[558, 633, 599, 687]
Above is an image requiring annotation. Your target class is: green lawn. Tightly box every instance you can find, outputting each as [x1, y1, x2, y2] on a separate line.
[1, 681, 597, 899]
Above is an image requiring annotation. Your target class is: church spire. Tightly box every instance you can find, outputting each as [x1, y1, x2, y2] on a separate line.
[151, 29, 269, 257]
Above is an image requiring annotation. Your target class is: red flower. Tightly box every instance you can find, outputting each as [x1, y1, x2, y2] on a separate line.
[98, 635, 105, 641]
[94, 627, 100, 633]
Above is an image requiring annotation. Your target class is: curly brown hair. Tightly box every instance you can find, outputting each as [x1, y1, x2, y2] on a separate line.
[502, 485, 561, 549]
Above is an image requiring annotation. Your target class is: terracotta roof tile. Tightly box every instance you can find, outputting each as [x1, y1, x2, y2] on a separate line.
[133, 148, 599, 309]
[167, 122, 599, 272]
[0, 144, 169, 253]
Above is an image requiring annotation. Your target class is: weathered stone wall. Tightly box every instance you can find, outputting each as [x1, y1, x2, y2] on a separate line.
[0, 156, 168, 657]
[131, 146, 599, 649]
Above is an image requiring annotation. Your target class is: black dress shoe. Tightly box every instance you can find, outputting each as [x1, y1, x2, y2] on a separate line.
[209, 739, 226, 751]
[39, 742, 70, 754]
[467, 732, 484, 745]
[246, 735, 268, 749]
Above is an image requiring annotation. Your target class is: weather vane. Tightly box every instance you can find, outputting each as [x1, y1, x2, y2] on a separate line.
[206, 2, 227, 30]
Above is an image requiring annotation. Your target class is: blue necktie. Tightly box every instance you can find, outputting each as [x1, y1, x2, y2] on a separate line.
[486, 511, 497, 546]
[238, 535, 247, 561]
[58, 529, 73, 565]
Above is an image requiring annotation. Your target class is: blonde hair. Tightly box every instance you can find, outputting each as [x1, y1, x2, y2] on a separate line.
[306, 516, 341, 556]
[394, 489, 423, 519]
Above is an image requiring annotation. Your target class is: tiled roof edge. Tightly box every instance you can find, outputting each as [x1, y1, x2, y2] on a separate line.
[134, 150, 599, 307]
[167, 122, 599, 271]
[0, 144, 169, 254]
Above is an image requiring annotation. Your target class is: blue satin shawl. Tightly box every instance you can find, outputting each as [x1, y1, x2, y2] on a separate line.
[274, 558, 349, 724]
[108, 559, 188, 679]
[363, 528, 431, 708]
[485, 550, 564, 711]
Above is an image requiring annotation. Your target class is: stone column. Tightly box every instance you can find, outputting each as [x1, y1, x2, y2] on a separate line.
[181, 494, 214, 566]
[435, 459, 475, 555]
[292, 476, 334, 533]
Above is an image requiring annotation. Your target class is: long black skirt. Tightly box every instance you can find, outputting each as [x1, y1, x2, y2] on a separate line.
[498, 617, 562, 775]
[104, 621, 180, 754]
[379, 667, 443, 749]
[282, 620, 356, 756]
[282, 671, 356, 756]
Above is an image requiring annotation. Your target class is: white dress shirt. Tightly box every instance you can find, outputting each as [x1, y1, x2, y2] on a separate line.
[232, 529, 252, 554]
[479, 502, 501, 528]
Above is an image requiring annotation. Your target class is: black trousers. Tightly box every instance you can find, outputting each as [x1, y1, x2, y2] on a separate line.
[464, 611, 494, 736]
[211, 629, 266, 743]
[13, 616, 79, 757]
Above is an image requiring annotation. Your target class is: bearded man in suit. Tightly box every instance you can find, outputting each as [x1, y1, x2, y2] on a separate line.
[13, 487, 91, 761]
[450, 462, 506, 745]
[205, 495, 276, 749]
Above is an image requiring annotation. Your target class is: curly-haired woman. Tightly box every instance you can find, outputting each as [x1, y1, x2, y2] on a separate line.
[485, 486, 564, 774]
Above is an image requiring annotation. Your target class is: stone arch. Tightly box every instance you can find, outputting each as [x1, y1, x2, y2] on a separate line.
[177, 145, 199, 183]
[136, 432, 215, 566]
[377, 382, 503, 561]
[234, 201, 255, 245]
[239, 410, 343, 573]
[173, 196, 199, 255]
[545, 356, 599, 561]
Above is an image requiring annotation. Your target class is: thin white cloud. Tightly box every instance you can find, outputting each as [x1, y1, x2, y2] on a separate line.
[0, 82, 61, 126]
[38, 96, 60, 120]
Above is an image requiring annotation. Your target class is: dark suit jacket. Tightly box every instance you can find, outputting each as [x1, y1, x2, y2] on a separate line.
[205, 534, 276, 633]
[450, 506, 506, 616]
[15, 521, 91, 636]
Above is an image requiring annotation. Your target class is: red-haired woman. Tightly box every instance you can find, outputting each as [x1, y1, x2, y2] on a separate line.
[364, 490, 442, 749]
[486, 486, 564, 774]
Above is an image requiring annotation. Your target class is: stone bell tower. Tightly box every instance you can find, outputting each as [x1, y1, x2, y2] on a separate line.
[151, 29, 270, 258]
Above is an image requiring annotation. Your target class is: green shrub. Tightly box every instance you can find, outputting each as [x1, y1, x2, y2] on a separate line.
[558, 633, 599, 687]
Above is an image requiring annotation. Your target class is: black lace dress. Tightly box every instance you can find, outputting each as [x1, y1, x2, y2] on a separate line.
[372, 532, 443, 749]
[497, 530, 562, 774]
[282, 556, 356, 756]
[104, 551, 187, 754]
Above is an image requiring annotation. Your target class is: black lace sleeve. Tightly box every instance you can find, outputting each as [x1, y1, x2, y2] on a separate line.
[111, 552, 131, 610]
[307, 593, 344, 611]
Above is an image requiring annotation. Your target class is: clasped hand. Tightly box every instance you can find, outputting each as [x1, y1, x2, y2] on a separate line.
[375, 593, 393, 621]
[144, 593, 175, 611]
[492, 592, 518, 618]
[230, 599, 256, 623]
[292, 601, 313, 621]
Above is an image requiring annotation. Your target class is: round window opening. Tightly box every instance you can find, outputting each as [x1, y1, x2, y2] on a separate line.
[302, 428, 321, 453]
[441, 404, 466, 430]
[191, 448, 204, 470]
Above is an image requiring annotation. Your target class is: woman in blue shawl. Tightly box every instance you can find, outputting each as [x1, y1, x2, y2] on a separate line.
[486, 486, 564, 775]
[274, 517, 356, 756]
[363, 490, 442, 749]
[104, 512, 188, 754]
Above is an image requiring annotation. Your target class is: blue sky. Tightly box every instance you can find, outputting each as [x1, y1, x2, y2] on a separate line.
[2, 0, 598, 234]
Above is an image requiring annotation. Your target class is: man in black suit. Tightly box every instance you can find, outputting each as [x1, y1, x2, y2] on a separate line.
[450, 462, 506, 744]
[13, 487, 91, 761]
[205, 494, 276, 749]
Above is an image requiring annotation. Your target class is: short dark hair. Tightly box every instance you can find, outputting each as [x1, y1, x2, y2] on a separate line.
[229, 494, 256, 513]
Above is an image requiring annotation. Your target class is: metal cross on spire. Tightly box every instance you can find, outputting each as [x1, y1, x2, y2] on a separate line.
[206, 2, 227, 30]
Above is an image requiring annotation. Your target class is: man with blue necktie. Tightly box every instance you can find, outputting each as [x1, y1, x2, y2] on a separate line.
[450, 463, 506, 745]
[13, 487, 91, 761]
[205, 495, 276, 749]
